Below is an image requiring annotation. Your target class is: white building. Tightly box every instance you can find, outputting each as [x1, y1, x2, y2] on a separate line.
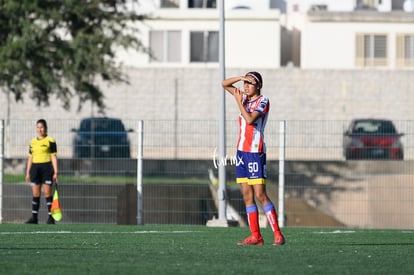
[117, 2, 281, 68]
[301, 11, 414, 69]
[284, 0, 414, 12]
[118, 0, 414, 69]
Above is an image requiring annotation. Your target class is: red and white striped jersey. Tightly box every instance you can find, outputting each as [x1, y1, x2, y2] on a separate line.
[237, 94, 270, 153]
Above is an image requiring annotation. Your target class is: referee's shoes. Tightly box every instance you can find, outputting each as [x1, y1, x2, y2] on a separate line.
[25, 217, 38, 224]
[46, 216, 56, 224]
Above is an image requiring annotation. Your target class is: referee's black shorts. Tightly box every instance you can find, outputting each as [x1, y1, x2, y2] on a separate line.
[30, 162, 54, 185]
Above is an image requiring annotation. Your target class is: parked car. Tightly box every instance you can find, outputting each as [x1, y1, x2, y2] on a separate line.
[343, 119, 404, 160]
[72, 117, 133, 158]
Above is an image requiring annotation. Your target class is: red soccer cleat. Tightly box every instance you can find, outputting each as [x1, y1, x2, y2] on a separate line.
[272, 233, 285, 246]
[237, 235, 264, 246]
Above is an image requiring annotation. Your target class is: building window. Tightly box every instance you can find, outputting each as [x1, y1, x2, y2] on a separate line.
[356, 0, 379, 10]
[355, 33, 388, 67]
[189, 0, 216, 8]
[160, 0, 180, 8]
[190, 31, 219, 62]
[149, 31, 181, 63]
[396, 34, 414, 68]
[159, 0, 216, 8]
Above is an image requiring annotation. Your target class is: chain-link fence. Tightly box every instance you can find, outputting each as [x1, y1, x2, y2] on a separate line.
[1, 119, 413, 229]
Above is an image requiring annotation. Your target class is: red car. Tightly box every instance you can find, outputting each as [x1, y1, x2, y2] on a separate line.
[343, 119, 404, 160]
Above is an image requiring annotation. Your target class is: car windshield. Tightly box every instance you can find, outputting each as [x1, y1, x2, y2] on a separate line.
[80, 119, 126, 132]
[353, 121, 397, 134]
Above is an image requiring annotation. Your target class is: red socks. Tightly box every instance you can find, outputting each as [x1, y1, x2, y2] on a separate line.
[263, 203, 281, 234]
[246, 205, 261, 239]
[246, 203, 283, 240]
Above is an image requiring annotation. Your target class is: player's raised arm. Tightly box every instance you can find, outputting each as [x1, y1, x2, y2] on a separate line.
[222, 76, 249, 95]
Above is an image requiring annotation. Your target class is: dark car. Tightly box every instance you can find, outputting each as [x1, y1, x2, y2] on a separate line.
[72, 117, 133, 158]
[343, 119, 404, 160]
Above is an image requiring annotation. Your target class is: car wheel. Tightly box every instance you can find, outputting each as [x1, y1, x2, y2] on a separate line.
[345, 149, 352, 161]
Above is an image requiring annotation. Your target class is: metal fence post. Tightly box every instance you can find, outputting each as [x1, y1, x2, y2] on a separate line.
[217, 0, 227, 226]
[137, 120, 144, 225]
[278, 120, 286, 227]
[0, 120, 4, 224]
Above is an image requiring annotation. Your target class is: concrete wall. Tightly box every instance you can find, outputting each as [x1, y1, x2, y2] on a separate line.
[1, 68, 413, 122]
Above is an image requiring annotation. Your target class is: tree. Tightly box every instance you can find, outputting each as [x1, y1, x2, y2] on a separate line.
[0, 0, 146, 112]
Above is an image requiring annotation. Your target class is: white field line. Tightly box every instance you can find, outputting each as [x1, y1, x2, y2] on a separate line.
[316, 230, 414, 234]
[0, 230, 201, 235]
[315, 230, 356, 234]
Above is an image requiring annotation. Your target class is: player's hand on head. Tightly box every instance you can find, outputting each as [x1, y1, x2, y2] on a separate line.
[242, 76, 256, 85]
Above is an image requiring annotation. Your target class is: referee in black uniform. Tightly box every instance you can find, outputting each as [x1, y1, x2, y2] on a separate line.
[25, 119, 58, 224]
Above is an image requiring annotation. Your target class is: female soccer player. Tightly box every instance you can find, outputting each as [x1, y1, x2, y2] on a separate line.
[25, 119, 58, 224]
[222, 72, 285, 246]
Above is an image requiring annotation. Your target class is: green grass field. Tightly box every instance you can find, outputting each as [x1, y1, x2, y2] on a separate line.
[0, 225, 412, 275]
